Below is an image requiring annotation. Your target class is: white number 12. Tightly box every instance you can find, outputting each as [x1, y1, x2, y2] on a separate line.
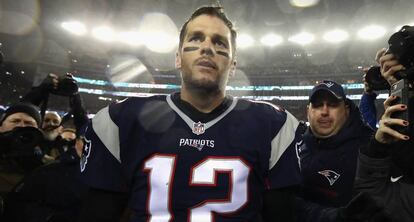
[143, 155, 250, 222]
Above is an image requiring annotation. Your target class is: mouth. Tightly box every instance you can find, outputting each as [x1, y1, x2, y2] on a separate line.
[317, 119, 332, 127]
[196, 59, 217, 70]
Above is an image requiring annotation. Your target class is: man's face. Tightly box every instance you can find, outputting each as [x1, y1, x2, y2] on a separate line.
[307, 91, 350, 138]
[0, 112, 38, 133]
[176, 14, 236, 93]
[42, 112, 61, 131]
[42, 112, 62, 141]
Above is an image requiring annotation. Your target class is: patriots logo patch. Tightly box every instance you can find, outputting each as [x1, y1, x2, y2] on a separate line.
[80, 137, 92, 172]
[318, 170, 340, 186]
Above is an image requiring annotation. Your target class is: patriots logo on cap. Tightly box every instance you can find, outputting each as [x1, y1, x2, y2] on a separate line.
[192, 121, 205, 135]
[318, 170, 340, 186]
[321, 81, 335, 88]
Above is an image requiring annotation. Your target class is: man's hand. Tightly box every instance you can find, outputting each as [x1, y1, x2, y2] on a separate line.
[40, 73, 59, 91]
[362, 68, 374, 94]
[375, 95, 410, 144]
[375, 48, 405, 85]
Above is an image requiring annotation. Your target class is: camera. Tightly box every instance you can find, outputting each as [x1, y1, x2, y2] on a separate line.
[366, 25, 414, 139]
[366, 25, 414, 90]
[50, 75, 79, 97]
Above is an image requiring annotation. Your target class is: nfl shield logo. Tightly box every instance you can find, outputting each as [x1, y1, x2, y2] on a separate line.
[192, 121, 205, 135]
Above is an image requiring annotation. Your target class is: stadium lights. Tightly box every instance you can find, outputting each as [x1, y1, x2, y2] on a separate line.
[92, 26, 116, 42]
[289, 0, 320, 7]
[237, 34, 255, 48]
[323, 29, 349, 43]
[118, 31, 143, 46]
[138, 13, 178, 53]
[288, 32, 315, 45]
[357, 25, 386, 40]
[260, 34, 283, 47]
[61, 21, 87, 36]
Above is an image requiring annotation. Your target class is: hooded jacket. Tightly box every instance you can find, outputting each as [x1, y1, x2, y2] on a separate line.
[298, 99, 374, 207]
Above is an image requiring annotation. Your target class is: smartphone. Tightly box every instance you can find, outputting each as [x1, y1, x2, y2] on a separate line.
[389, 79, 410, 134]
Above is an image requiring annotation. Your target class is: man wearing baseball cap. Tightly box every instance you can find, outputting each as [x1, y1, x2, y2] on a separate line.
[295, 80, 378, 221]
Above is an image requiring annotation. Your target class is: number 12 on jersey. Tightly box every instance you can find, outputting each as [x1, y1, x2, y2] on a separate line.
[143, 154, 251, 222]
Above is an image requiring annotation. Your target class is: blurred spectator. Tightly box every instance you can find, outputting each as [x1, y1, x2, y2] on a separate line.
[22, 73, 88, 159]
[42, 111, 62, 142]
[295, 80, 377, 221]
[0, 103, 43, 218]
[355, 49, 414, 222]
[3, 127, 88, 222]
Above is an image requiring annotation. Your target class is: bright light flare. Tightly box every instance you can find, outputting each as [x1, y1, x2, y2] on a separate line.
[61, 21, 87, 36]
[237, 34, 255, 48]
[290, 0, 320, 7]
[260, 34, 283, 47]
[357, 25, 386, 40]
[138, 13, 178, 53]
[323, 29, 349, 43]
[92, 26, 115, 42]
[118, 31, 143, 46]
[288, 32, 315, 45]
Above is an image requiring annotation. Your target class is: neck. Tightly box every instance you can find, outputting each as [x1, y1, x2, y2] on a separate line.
[180, 87, 225, 113]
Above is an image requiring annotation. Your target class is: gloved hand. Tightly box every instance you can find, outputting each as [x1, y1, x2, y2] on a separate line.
[338, 192, 391, 222]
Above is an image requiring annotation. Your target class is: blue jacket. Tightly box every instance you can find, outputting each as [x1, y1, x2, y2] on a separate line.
[359, 92, 378, 129]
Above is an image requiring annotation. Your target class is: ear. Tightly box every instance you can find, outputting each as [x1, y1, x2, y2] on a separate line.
[175, 51, 181, 69]
[229, 60, 237, 77]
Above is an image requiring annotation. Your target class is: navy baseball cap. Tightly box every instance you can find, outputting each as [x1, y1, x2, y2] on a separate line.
[309, 80, 346, 102]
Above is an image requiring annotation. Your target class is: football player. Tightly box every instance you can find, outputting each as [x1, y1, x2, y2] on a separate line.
[79, 6, 302, 222]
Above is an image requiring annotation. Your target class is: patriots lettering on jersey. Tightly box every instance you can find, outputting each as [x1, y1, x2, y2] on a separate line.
[318, 170, 341, 186]
[179, 138, 215, 151]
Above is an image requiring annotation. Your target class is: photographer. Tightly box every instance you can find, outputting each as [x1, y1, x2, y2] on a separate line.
[22, 73, 88, 159]
[354, 48, 414, 222]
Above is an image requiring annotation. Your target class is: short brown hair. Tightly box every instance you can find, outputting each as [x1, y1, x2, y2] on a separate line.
[178, 6, 237, 55]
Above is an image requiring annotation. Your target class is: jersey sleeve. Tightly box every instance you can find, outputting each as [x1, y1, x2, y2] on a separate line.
[267, 110, 303, 189]
[80, 105, 129, 192]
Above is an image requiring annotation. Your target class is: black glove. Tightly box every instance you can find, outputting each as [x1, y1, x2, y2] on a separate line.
[339, 192, 391, 222]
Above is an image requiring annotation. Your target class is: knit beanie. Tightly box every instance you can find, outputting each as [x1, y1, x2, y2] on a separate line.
[0, 103, 41, 127]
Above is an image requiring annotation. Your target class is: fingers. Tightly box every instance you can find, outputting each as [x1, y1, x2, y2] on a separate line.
[375, 48, 387, 63]
[383, 95, 398, 110]
[376, 120, 409, 141]
[383, 102, 407, 118]
[382, 64, 404, 85]
[48, 73, 59, 89]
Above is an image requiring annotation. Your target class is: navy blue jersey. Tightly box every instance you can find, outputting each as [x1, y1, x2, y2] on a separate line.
[81, 94, 302, 222]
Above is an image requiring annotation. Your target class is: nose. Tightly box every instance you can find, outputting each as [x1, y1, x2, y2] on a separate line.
[200, 40, 214, 56]
[320, 104, 329, 116]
